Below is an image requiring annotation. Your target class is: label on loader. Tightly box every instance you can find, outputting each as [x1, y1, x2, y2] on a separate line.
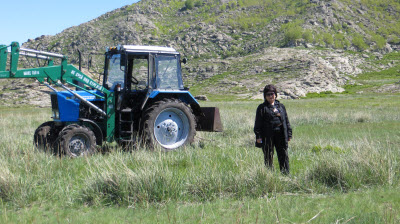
[23, 70, 40, 76]
[71, 70, 105, 92]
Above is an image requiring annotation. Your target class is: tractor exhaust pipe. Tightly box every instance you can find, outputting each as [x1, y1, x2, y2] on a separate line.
[78, 49, 82, 71]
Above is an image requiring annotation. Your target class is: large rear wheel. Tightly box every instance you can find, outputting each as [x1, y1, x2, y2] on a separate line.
[54, 124, 97, 157]
[142, 99, 196, 150]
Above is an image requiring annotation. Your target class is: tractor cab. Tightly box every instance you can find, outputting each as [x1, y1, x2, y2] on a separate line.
[102, 45, 221, 149]
[104, 45, 184, 92]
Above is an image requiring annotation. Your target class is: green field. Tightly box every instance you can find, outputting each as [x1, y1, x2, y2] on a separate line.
[0, 93, 400, 223]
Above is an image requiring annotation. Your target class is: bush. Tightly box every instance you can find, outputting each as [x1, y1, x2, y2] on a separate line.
[284, 26, 303, 46]
[194, 0, 202, 7]
[311, 145, 343, 154]
[307, 161, 348, 190]
[302, 30, 313, 43]
[372, 34, 386, 49]
[305, 91, 335, 98]
[185, 0, 194, 10]
[388, 35, 400, 44]
[333, 33, 350, 49]
[323, 32, 333, 46]
[352, 34, 368, 51]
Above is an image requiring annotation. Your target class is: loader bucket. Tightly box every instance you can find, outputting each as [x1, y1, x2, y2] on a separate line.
[196, 107, 223, 132]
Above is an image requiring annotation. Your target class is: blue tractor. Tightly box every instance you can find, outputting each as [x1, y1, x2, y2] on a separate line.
[0, 43, 222, 156]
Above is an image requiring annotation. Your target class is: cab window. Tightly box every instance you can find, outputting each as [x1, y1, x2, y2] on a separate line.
[156, 55, 183, 90]
[106, 54, 125, 89]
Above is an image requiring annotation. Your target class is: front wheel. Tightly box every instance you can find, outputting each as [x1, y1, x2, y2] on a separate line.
[33, 121, 57, 153]
[142, 99, 196, 150]
[54, 124, 97, 157]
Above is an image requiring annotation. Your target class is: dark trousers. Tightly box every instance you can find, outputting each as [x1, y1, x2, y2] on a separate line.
[262, 132, 289, 174]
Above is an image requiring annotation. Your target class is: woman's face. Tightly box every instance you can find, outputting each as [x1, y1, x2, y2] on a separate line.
[265, 92, 276, 104]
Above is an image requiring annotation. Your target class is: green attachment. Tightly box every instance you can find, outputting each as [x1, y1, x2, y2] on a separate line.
[10, 42, 19, 76]
[0, 45, 7, 71]
[66, 81, 105, 99]
[105, 92, 116, 141]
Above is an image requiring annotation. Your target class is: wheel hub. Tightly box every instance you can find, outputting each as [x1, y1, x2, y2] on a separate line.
[161, 120, 178, 137]
[154, 108, 190, 149]
[69, 136, 87, 155]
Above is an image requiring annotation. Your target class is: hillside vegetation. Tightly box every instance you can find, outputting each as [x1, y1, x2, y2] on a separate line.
[3, 0, 394, 105]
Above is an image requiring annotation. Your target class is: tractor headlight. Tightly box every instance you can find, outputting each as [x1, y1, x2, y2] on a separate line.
[52, 110, 60, 119]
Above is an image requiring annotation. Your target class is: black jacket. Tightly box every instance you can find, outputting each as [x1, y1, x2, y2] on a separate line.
[254, 100, 292, 144]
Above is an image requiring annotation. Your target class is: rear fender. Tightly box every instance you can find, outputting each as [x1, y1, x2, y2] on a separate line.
[148, 90, 198, 105]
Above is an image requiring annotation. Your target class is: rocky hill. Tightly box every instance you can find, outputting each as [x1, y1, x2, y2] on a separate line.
[1, 0, 400, 105]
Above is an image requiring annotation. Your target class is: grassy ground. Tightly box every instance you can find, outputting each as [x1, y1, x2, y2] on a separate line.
[0, 93, 399, 223]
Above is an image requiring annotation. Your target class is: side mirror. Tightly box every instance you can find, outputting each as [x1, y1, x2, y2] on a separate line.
[120, 54, 126, 67]
[181, 57, 187, 64]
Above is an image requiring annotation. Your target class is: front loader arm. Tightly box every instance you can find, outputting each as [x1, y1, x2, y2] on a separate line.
[0, 42, 110, 96]
[0, 42, 116, 141]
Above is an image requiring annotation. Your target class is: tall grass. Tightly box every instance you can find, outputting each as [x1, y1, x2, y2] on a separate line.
[0, 94, 399, 221]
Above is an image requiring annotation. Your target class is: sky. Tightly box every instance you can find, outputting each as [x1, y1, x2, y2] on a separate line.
[0, 0, 140, 46]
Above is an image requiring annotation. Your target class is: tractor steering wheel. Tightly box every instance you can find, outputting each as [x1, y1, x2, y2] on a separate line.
[131, 76, 139, 85]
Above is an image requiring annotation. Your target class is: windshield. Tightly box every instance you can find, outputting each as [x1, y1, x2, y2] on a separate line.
[106, 54, 125, 89]
[156, 55, 183, 90]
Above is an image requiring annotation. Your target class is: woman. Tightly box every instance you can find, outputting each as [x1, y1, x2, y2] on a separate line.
[254, 85, 292, 174]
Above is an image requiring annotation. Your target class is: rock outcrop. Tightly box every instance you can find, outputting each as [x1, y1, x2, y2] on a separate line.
[1, 0, 399, 106]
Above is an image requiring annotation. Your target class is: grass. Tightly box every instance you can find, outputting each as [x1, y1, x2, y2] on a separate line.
[2, 188, 399, 223]
[0, 93, 400, 222]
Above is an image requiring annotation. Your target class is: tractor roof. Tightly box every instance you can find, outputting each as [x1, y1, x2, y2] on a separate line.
[121, 45, 179, 54]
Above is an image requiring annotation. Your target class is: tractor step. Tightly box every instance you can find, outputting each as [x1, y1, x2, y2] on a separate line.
[119, 139, 133, 143]
[120, 131, 133, 134]
[118, 108, 134, 140]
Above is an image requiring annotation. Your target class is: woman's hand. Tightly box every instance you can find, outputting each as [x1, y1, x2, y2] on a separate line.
[256, 138, 262, 143]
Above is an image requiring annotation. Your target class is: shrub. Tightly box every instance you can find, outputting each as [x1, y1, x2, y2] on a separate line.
[388, 35, 400, 44]
[305, 91, 334, 98]
[307, 161, 348, 190]
[302, 30, 313, 43]
[352, 34, 368, 51]
[372, 34, 386, 49]
[333, 33, 350, 49]
[283, 26, 303, 46]
[185, 0, 194, 10]
[194, 0, 202, 7]
[323, 32, 333, 46]
[311, 145, 343, 154]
